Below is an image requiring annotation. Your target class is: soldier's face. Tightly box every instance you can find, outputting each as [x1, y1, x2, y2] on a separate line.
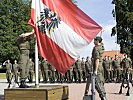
[94, 40, 98, 45]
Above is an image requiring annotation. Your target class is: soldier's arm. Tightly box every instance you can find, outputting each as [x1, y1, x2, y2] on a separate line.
[95, 58, 99, 74]
[93, 47, 100, 74]
[20, 29, 35, 37]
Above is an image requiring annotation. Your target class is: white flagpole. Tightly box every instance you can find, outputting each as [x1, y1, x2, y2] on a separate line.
[35, 34, 39, 88]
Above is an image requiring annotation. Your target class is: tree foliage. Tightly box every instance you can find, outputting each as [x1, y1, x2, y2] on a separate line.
[111, 0, 133, 59]
[0, 0, 32, 63]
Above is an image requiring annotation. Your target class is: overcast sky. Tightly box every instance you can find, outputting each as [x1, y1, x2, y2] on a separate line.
[76, 0, 120, 58]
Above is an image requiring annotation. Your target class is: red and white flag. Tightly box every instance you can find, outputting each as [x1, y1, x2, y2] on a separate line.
[28, 0, 102, 74]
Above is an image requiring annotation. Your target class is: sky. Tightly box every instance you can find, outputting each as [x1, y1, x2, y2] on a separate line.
[76, 0, 120, 57]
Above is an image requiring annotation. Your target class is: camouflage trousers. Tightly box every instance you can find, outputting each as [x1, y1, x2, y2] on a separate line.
[19, 50, 30, 81]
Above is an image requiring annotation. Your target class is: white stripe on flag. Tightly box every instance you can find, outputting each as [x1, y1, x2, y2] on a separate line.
[46, 21, 89, 59]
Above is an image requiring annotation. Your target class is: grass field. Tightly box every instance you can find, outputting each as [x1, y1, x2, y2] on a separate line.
[0, 73, 6, 79]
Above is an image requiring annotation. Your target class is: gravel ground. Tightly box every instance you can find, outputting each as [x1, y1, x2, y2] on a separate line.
[0, 79, 133, 100]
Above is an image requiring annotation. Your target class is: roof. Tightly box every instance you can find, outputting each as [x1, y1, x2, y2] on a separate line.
[103, 50, 124, 59]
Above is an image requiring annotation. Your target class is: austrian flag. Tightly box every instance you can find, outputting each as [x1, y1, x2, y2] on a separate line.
[28, 0, 102, 74]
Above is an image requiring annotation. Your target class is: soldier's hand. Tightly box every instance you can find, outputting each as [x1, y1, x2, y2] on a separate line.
[19, 33, 25, 37]
[94, 70, 97, 75]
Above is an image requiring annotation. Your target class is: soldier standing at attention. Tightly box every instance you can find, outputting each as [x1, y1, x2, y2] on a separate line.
[121, 55, 132, 82]
[73, 61, 78, 83]
[13, 60, 19, 83]
[119, 54, 132, 95]
[81, 57, 86, 82]
[103, 56, 111, 83]
[28, 58, 34, 83]
[41, 59, 49, 83]
[75, 57, 82, 83]
[85, 56, 91, 82]
[92, 36, 106, 100]
[112, 55, 121, 83]
[3, 60, 12, 83]
[17, 29, 34, 88]
[67, 65, 73, 83]
[49, 64, 56, 83]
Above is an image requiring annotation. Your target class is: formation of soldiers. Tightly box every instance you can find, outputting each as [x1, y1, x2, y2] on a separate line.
[3, 54, 132, 84]
[103, 54, 133, 83]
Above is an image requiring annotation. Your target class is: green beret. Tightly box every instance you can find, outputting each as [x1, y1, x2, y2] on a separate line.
[94, 36, 102, 42]
[17, 30, 24, 35]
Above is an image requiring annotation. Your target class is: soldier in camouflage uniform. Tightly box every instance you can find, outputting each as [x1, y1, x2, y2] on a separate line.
[112, 55, 121, 82]
[49, 64, 55, 83]
[75, 58, 82, 83]
[73, 62, 78, 83]
[13, 60, 19, 83]
[119, 54, 132, 96]
[121, 55, 132, 78]
[103, 56, 111, 83]
[119, 57, 123, 82]
[85, 56, 91, 81]
[110, 57, 114, 82]
[17, 29, 34, 88]
[81, 57, 86, 82]
[102, 56, 106, 80]
[4, 60, 12, 83]
[67, 65, 73, 83]
[28, 58, 34, 83]
[91, 36, 106, 100]
[41, 59, 49, 83]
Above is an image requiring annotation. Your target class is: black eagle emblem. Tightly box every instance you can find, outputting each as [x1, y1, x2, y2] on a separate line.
[37, 7, 61, 34]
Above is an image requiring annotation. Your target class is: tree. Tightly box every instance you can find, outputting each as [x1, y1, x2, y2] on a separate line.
[0, 0, 32, 63]
[111, 0, 133, 60]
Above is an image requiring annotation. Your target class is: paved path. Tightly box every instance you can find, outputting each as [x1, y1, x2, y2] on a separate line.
[0, 79, 133, 100]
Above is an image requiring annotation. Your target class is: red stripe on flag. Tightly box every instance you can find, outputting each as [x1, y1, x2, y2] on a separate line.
[41, 0, 102, 43]
[28, 8, 36, 27]
[33, 25, 75, 74]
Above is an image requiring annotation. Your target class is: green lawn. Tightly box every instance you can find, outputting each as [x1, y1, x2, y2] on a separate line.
[0, 73, 6, 79]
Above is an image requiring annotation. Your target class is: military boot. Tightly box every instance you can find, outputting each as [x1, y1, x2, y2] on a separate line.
[19, 80, 29, 88]
[101, 97, 107, 100]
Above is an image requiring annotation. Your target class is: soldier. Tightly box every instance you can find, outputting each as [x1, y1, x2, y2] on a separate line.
[112, 55, 121, 82]
[85, 56, 91, 81]
[75, 58, 82, 83]
[13, 60, 19, 83]
[103, 56, 111, 83]
[28, 58, 34, 83]
[56, 70, 63, 83]
[17, 29, 34, 88]
[119, 54, 132, 96]
[64, 71, 68, 83]
[91, 36, 106, 100]
[110, 57, 114, 82]
[102, 56, 106, 80]
[41, 59, 49, 83]
[119, 57, 123, 82]
[49, 64, 56, 83]
[73, 62, 78, 83]
[67, 65, 73, 83]
[81, 57, 86, 82]
[3, 60, 12, 83]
